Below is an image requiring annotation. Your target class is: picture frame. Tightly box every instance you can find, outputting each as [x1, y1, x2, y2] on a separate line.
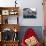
[2, 16, 18, 24]
[8, 16, 18, 24]
[23, 8, 37, 18]
[1, 28, 13, 41]
[9, 10, 18, 15]
[2, 10, 9, 15]
[1, 28, 18, 41]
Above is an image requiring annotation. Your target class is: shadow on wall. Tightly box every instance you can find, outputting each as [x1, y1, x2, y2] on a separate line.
[18, 26, 43, 44]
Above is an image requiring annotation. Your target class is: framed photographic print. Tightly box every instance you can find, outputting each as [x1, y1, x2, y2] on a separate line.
[8, 16, 18, 24]
[2, 10, 9, 15]
[23, 8, 37, 18]
[1, 28, 13, 41]
[1, 28, 19, 41]
[2, 16, 18, 24]
[9, 10, 18, 15]
[2, 16, 8, 24]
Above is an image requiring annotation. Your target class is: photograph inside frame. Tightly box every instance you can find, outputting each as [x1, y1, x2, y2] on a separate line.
[23, 8, 37, 18]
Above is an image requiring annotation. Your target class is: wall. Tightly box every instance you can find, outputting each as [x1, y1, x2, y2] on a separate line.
[43, 0, 46, 45]
[0, 0, 43, 26]
[44, 0, 46, 27]
[0, 0, 44, 44]
[18, 0, 43, 26]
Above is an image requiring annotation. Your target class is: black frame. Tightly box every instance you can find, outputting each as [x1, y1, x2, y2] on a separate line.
[23, 8, 37, 18]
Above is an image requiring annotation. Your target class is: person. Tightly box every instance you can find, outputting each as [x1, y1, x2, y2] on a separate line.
[21, 28, 41, 46]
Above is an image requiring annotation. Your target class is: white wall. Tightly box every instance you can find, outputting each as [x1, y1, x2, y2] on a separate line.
[18, 0, 43, 26]
[0, 0, 43, 26]
[0, 0, 15, 7]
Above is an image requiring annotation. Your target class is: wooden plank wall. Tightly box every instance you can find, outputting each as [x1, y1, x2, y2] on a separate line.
[44, 0, 46, 26]
[0, 24, 20, 32]
[43, 0, 46, 46]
